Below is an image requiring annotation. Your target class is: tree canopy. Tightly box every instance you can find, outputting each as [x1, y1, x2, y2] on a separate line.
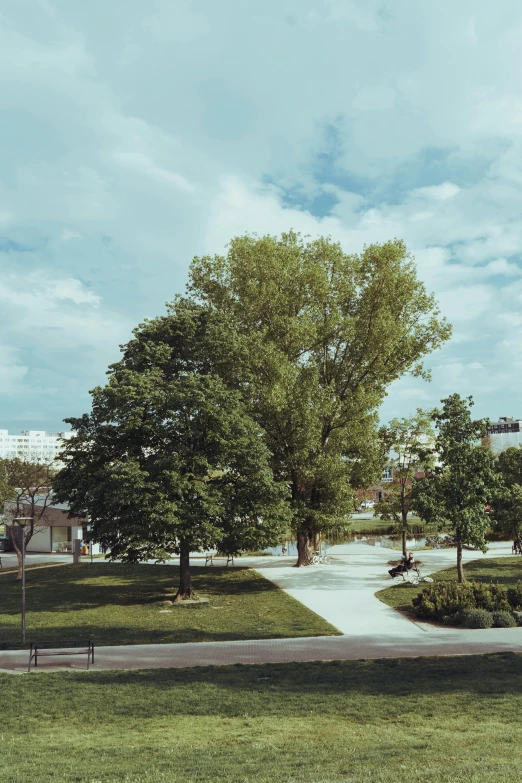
[412, 394, 498, 582]
[188, 231, 452, 564]
[375, 409, 434, 555]
[53, 300, 290, 600]
[491, 446, 522, 538]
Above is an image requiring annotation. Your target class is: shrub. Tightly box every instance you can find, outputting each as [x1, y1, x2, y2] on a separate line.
[491, 611, 516, 628]
[441, 613, 463, 626]
[463, 609, 493, 629]
[507, 581, 522, 610]
[412, 582, 475, 620]
[412, 581, 510, 620]
[471, 583, 511, 612]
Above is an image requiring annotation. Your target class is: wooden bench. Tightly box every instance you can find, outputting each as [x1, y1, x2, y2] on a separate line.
[205, 552, 234, 566]
[28, 640, 94, 672]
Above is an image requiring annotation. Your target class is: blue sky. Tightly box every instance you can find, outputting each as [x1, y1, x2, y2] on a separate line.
[1, 0, 522, 432]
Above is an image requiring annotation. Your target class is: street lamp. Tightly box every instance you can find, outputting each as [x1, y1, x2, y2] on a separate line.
[13, 517, 33, 644]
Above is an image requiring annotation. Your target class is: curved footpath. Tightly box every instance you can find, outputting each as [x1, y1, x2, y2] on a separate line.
[1, 541, 521, 673]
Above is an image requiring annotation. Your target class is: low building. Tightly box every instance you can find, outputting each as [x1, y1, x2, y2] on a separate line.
[3, 498, 99, 554]
[487, 417, 522, 455]
[358, 466, 425, 506]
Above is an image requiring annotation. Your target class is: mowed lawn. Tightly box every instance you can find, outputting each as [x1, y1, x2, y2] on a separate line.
[3, 654, 522, 782]
[0, 563, 339, 648]
[376, 556, 522, 617]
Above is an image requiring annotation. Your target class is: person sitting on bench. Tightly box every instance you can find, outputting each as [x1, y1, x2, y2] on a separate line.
[513, 536, 522, 554]
[388, 552, 416, 579]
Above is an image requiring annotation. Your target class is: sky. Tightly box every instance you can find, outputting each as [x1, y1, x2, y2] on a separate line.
[1, 0, 522, 433]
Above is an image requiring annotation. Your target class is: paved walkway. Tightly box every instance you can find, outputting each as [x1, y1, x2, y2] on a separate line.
[2, 628, 522, 674]
[251, 540, 515, 636]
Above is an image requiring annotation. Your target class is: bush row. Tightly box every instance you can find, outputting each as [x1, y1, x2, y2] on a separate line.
[412, 580, 522, 627]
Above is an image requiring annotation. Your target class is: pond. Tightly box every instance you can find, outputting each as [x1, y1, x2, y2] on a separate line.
[265, 531, 429, 556]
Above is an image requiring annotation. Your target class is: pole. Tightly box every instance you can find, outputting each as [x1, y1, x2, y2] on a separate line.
[21, 531, 26, 644]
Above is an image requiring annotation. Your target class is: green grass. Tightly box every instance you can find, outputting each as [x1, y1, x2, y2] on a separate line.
[376, 556, 522, 617]
[0, 563, 339, 648]
[2, 654, 522, 781]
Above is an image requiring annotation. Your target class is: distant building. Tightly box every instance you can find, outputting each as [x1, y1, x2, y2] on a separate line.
[3, 496, 100, 554]
[0, 430, 73, 467]
[486, 417, 522, 455]
[358, 466, 426, 505]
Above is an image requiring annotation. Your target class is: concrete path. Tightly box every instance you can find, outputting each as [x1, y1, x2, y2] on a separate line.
[251, 540, 515, 636]
[0, 552, 76, 569]
[2, 628, 522, 674]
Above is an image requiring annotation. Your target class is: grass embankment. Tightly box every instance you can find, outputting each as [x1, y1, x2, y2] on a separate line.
[376, 556, 522, 617]
[348, 516, 429, 535]
[0, 563, 338, 649]
[2, 655, 522, 782]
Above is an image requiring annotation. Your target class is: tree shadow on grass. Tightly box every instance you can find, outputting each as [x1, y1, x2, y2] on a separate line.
[0, 564, 280, 615]
[0, 620, 336, 650]
[5, 654, 522, 715]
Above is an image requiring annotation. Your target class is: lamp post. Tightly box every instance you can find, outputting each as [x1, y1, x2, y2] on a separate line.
[13, 517, 33, 644]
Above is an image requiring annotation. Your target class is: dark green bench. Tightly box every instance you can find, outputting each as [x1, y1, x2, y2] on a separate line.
[28, 640, 94, 672]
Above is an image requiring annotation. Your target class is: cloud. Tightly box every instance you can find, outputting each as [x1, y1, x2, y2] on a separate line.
[112, 151, 195, 193]
[412, 182, 461, 201]
[396, 388, 433, 401]
[1, 0, 522, 429]
[0, 346, 29, 396]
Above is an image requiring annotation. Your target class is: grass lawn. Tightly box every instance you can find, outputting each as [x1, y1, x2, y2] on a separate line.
[376, 556, 522, 617]
[2, 654, 522, 782]
[0, 563, 339, 649]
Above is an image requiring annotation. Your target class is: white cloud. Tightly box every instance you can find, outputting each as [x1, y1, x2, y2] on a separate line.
[112, 151, 195, 193]
[0, 346, 29, 396]
[412, 182, 461, 201]
[396, 388, 432, 401]
[466, 17, 478, 46]
[47, 278, 101, 305]
[60, 229, 82, 242]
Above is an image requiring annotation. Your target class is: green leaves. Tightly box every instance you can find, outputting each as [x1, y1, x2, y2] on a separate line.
[189, 232, 451, 549]
[53, 300, 290, 568]
[491, 446, 522, 537]
[412, 395, 499, 568]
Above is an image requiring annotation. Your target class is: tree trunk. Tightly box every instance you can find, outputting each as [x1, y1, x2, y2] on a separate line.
[456, 530, 464, 583]
[173, 540, 195, 601]
[295, 532, 313, 567]
[401, 484, 408, 557]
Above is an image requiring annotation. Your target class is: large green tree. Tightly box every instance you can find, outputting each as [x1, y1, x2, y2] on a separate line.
[188, 231, 451, 565]
[53, 300, 289, 601]
[375, 409, 435, 555]
[491, 446, 522, 539]
[412, 395, 498, 582]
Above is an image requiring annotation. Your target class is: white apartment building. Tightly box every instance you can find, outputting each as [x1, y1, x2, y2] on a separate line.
[0, 430, 73, 466]
[487, 417, 522, 455]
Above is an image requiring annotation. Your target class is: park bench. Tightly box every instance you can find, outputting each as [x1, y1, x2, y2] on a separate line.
[28, 640, 94, 672]
[204, 552, 234, 566]
[388, 559, 422, 582]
